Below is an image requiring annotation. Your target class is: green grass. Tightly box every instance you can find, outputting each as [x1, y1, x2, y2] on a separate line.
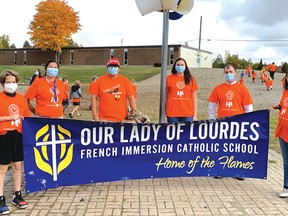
[0, 65, 161, 84]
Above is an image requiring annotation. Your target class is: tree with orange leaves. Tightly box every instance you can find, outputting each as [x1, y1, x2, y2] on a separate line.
[28, 0, 81, 59]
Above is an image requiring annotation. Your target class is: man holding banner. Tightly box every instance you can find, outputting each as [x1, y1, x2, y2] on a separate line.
[90, 57, 137, 122]
[208, 64, 254, 180]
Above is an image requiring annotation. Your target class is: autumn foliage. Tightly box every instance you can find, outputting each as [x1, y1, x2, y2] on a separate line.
[28, 0, 81, 51]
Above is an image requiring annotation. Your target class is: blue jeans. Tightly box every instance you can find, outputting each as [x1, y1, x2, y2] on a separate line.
[167, 116, 193, 123]
[279, 137, 288, 187]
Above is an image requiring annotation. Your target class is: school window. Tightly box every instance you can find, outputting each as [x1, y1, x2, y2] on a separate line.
[124, 49, 128, 65]
[110, 49, 114, 58]
[169, 47, 174, 65]
[23, 50, 27, 65]
[70, 50, 74, 65]
[14, 51, 17, 65]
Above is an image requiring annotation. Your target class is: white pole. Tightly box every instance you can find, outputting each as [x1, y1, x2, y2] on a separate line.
[159, 10, 169, 123]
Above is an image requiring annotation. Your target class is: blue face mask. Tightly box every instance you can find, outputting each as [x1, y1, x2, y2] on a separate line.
[108, 66, 119, 75]
[225, 73, 235, 82]
[175, 65, 185, 73]
[47, 68, 59, 77]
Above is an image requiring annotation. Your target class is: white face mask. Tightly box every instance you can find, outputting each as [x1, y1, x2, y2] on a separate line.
[4, 83, 18, 93]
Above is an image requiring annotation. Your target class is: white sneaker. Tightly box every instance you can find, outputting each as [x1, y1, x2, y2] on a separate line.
[279, 188, 288, 198]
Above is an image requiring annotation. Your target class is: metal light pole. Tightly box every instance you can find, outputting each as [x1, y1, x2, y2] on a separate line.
[159, 10, 169, 123]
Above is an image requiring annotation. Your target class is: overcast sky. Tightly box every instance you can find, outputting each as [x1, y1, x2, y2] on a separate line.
[1, 0, 288, 65]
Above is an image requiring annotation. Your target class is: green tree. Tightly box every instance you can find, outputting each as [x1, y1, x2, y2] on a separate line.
[28, 0, 81, 60]
[258, 59, 263, 70]
[281, 62, 288, 73]
[0, 34, 10, 49]
[23, 40, 32, 48]
[212, 54, 224, 68]
[63, 38, 81, 48]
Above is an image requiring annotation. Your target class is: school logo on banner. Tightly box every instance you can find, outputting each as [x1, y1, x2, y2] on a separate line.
[33, 124, 74, 181]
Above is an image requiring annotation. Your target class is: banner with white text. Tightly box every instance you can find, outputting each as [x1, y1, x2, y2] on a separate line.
[23, 110, 269, 193]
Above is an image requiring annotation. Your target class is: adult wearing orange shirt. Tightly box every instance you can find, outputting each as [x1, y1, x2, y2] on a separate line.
[245, 65, 252, 77]
[165, 57, 198, 123]
[269, 62, 277, 80]
[0, 70, 31, 214]
[273, 74, 288, 198]
[25, 60, 66, 118]
[208, 64, 253, 180]
[90, 57, 137, 122]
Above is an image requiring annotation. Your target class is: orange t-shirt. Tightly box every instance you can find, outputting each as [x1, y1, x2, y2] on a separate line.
[208, 82, 253, 118]
[24, 77, 66, 118]
[252, 72, 257, 78]
[269, 64, 277, 72]
[266, 79, 273, 88]
[275, 90, 288, 142]
[90, 74, 134, 122]
[0, 92, 31, 135]
[239, 78, 244, 85]
[165, 74, 198, 117]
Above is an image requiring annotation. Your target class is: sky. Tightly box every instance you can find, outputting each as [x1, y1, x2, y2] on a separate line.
[1, 0, 288, 65]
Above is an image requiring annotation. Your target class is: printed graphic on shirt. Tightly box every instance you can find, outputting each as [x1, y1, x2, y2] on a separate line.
[8, 104, 21, 127]
[103, 84, 122, 101]
[176, 81, 185, 97]
[225, 90, 234, 108]
[281, 97, 288, 115]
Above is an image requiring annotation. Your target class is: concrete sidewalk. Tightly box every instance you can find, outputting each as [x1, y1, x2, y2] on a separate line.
[3, 149, 287, 216]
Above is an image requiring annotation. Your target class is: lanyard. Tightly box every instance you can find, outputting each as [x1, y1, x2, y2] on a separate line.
[46, 77, 58, 103]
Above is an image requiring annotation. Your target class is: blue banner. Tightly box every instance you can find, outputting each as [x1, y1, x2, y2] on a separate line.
[23, 110, 269, 193]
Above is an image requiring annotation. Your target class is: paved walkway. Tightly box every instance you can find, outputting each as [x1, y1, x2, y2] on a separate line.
[3, 149, 288, 216]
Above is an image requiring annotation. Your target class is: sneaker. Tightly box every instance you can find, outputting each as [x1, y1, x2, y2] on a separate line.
[234, 177, 245, 181]
[0, 197, 9, 215]
[279, 188, 288, 198]
[11, 192, 28, 209]
[69, 113, 73, 118]
[214, 176, 223, 179]
[77, 113, 80, 116]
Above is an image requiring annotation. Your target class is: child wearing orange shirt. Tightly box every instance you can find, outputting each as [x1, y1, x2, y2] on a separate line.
[0, 70, 31, 214]
[266, 77, 273, 91]
[251, 70, 257, 83]
[239, 77, 244, 85]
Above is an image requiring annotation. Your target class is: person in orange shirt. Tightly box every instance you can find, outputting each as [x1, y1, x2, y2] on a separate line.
[251, 70, 257, 83]
[245, 65, 252, 77]
[87, 76, 98, 110]
[266, 77, 273, 91]
[272, 73, 288, 197]
[90, 57, 137, 122]
[0, 70, 31, 214]
[239, 77, 244, 85]
[260, 70, 267, 84]
[165, 57, 198, 123]
[24, 60, 66, 118]
[208, 64, 253, 180]
[269, 62, 277, 80]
